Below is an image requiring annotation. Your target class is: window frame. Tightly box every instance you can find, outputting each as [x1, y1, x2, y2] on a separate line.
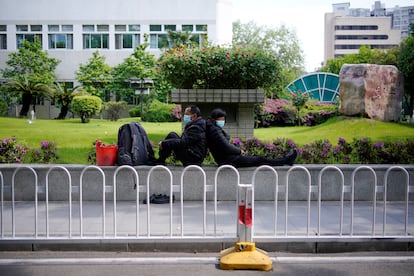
[48, 24, 74, 50]
[115, 24, 141, 49]
[82, 24, 109, 49]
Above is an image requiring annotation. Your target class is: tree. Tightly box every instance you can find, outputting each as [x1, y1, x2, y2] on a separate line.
[75, 51, 112, 98]
[398, 24, 414, 122]
[321, 45, 399, 74]
[110, 42, 159, 109]
[52, 82, 80, 119]
[167, 30, 194, 48]
[233, 21, 305, 97]
[0, 39, 59, 116]
[4, 76, 53, 116]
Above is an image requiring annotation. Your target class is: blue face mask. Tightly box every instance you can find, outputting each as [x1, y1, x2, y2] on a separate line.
[216, 120, 225, 128]
[183, 114, 191, 124]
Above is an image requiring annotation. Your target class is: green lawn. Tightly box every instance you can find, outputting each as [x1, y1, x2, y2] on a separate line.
[1, 116, 413, 164]
[254, 116, 414, 145]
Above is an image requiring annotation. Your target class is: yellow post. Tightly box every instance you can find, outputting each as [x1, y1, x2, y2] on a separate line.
[220, 242, 272, 271]
[219, 185, 272, 271]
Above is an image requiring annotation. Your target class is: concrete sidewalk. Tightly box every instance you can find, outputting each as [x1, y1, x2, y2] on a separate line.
[1, 201, 413, 249]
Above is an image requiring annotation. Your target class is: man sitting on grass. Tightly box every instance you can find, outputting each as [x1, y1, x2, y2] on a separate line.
[157, 105, 207, 166]
[206, 108, 297, 168]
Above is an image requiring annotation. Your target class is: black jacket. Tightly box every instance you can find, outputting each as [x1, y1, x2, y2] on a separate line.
[162, 117, 207, 163]
[206, 119, 241, 165]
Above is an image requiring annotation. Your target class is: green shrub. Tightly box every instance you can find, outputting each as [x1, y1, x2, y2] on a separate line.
[158, 45, 282, 89]
[128, 105, 141, 117]
[104, 101, 127, 121]
[70, 95, 102, 123]
[141, 99, 179, 122]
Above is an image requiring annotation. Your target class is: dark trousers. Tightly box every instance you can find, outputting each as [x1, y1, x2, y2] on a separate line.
[231, 155, 286, 168]
[158, 132, 199, 166]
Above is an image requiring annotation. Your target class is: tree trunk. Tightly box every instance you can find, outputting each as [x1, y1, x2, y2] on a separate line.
[56, 104, 69, 119]
[19, 93, 32, 117]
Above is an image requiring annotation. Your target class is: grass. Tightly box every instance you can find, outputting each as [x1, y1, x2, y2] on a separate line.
[0, 117, 180, 164]
[1, 116, 413, 164]
[255, 116, 414, 145]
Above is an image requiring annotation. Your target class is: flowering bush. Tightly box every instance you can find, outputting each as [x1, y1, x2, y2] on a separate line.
[256, 99, 336, 127]
[0, 137, 28, 163]
[158, 45, 282, 89]
[231, 137, 296, 160]
[298, 137, 414, 164]
[29, 141, 58, 163]
[222, 136, 414, 165]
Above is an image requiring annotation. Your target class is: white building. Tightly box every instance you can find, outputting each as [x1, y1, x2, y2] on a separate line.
[324, 1, 404, 63]
[0, 0, 233, 83]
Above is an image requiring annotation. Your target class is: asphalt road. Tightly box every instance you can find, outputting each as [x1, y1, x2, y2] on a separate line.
[1, 251, 414, 276]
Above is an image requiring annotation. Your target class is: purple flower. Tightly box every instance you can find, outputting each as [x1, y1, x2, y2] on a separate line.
[233, 138, 241, 145]
[41, 141, 49, 149]
[374, 142, 384, 148]
[338, 137, 346, 144]
[286, 140, 296, 148]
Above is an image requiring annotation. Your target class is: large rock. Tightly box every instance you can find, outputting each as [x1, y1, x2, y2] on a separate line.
[339, 64, 404, 122]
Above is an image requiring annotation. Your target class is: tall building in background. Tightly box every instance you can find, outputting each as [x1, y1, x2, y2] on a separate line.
[388, 4, 414, 38]
[324, 1, 413, 64]
[0, 0, 233, 83]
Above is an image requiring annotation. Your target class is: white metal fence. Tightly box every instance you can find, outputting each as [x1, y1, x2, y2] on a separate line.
[0, 165, 413, 244]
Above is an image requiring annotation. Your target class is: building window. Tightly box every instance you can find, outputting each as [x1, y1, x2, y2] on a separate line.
[48, 24, 73, 49]
[0, 25, 6, 50]
[164, 25, 176, 31]
[334, 44, 398, 50]
[16, 24, 43, 48]
[82, 24, 109, 49]
[149, 24, 176, 49]
[335, 25, 378, 31]
[335, 34, 388, 40]
[115, 24, 140, 49]
[182, 25, 193, 32]
[192, 25, 208, 47]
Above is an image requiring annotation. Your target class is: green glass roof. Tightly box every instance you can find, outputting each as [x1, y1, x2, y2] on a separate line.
[286, 72, 340, 103]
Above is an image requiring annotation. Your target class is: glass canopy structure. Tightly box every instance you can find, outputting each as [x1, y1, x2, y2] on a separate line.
[286, 72, 340, 103]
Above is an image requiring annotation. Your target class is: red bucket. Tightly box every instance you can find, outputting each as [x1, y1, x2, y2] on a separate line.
[96, 141, 118, 166]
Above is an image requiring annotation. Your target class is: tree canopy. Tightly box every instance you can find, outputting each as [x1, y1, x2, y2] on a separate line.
[320, 45, 399, 74]
[75, 51, 112, 98]
[232, 20, 305, 97]
[398, 24, 414, 119]
[0, 39, 59, 116]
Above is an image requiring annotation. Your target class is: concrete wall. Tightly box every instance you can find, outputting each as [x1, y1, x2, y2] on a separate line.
[1, 164, 413, 202]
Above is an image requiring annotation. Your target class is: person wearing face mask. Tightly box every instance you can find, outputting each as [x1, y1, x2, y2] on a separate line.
[157, 105, 207, 166]
[206, 108, 297, 168]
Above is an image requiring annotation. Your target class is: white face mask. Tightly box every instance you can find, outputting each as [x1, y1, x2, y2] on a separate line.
[215, 120, 225, 128]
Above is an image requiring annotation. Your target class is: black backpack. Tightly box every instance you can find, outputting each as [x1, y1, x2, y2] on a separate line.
[116, 122, 156, 166]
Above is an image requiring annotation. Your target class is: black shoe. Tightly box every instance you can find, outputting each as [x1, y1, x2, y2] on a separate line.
[285, 149, 297, 166]
[143, 194, 175, 204]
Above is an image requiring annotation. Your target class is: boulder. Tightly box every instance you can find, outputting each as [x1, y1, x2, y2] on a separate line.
[339, 64, 404, 122]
